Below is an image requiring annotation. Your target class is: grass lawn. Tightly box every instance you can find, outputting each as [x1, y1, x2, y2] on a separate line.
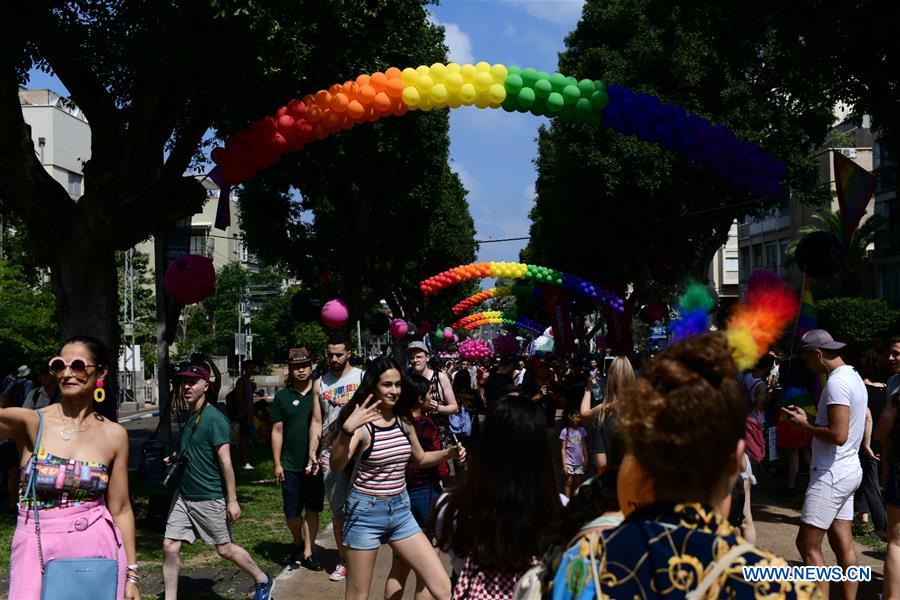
[0, 444, 332, 573]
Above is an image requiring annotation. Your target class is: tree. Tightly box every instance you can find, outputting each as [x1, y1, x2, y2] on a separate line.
[0, 261, 58, 371]
[818, 297, 899, 349]
[0, 0, 473, 417]
[522, 0, 835, 299]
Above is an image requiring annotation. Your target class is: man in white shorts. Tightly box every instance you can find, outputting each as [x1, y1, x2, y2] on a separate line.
[782, 329, 865, 599]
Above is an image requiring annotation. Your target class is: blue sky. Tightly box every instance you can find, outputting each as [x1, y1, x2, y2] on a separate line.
[429, 0, 585, 264]
[26, 0, 586, 269]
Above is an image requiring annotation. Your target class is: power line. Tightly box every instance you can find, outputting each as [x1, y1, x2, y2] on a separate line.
[475, 236, 530, 244]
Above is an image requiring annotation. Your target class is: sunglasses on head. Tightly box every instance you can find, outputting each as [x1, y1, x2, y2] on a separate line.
[48, 357, 96, 376]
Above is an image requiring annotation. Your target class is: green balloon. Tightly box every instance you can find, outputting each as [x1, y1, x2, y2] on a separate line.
[590, 90, 609, 110]
[565, 76, 578, 87]
[577, 79, 595, 96]
[546, 92, 564, 112]
[507, 65, 522, 76]
[549, 73, 567, 92]
[575, 98, 593, 119]
[522, 68, 540, 85]
[562, 84, 581, 104]
[537, 71, 550, 81]
[530, 101, 546, 117]
[504, 74, 524, 95]
[533, 78, 552, 98]
[593, 79, 606, 92]
[501, 96, 518, 112]
[517, 87, 536, 108]
[556, 278, 563, 285]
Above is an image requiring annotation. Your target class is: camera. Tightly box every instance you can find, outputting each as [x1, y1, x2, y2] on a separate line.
[162, 451, 188, 488]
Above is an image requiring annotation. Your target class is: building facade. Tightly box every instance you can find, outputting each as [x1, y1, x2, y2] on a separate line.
[873, 133, 900, 307]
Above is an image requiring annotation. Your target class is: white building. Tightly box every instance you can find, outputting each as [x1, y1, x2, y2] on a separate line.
[707, 220, 740, 302]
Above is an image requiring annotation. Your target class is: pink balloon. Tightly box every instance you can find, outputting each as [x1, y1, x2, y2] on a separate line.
[165, 254, 215, 305]
[321, 298, 349, 329]
[453, 334, 459, 343]
[390, 318, 409, 339]
[443, 327, 454, 340]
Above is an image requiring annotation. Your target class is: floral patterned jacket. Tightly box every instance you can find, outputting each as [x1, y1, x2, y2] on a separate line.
[544, 502, 823, 599]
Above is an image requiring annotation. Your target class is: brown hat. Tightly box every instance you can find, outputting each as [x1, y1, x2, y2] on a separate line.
[288, 347, 312, 364]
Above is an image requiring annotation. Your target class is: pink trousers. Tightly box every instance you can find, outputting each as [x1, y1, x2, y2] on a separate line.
[8, 500, 126, 599]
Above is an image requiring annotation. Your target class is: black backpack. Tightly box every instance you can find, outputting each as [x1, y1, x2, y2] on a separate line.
[225, 387, 239, 421]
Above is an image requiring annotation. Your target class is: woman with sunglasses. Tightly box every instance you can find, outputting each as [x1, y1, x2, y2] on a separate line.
[0, 335, 138, 599]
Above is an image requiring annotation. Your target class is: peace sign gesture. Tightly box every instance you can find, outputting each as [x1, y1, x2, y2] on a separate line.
[342, 394, 383, 434]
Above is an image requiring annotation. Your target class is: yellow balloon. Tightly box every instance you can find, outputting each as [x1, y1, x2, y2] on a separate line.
[431, 83, 449, 104]
[402, 86, 420, 107]
[460, 83, 476, 103]
[447, 92, 462, 109]
[401, 68, 417, 86]
[488, 83, 506, 104]
[429, 63, 447, 82]
[446, 62, 461, 74]
[460, 64, 477, 81]
[415, 65, 430, 77]
[490, 64, 508, 82]
[473, 71, 492, 92]
[474, 95, 490, 109]
[445, 72, 464, 92]
[415, 74, 434, 93]
[418, 97, 433, 111]
[475, 61, 491, 72]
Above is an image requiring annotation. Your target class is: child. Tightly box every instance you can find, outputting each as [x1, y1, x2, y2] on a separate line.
[560, 411, 588, 497]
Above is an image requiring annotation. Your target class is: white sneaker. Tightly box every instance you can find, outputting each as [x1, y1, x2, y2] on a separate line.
[243, 463, 254, 470]
[329, 562, 347, 581]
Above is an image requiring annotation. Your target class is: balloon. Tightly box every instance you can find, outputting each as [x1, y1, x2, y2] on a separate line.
[321, 299, 349, 329]
[453, 334, 459, 343]
[164, 254, 215, 305]
[443, 327, 454, 340]
[367, 311, 391, 336]
[390, 318, 408, 339]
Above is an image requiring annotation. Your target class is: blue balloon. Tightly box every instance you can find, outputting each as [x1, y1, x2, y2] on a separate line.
[764, 180, 782, 197]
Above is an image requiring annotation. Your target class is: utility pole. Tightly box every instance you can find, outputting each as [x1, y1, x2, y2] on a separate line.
[122, 248, 136, 405]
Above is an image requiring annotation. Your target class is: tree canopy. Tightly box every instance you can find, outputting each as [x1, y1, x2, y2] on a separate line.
[522, 0, 837, 297]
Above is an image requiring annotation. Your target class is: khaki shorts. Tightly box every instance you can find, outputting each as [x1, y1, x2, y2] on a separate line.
[165, 493, 233, 545]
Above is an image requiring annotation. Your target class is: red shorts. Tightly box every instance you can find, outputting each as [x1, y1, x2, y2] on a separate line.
[777, 420, 812, 450]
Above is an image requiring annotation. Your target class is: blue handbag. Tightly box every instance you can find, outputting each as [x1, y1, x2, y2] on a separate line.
[24, 410, 119, 600]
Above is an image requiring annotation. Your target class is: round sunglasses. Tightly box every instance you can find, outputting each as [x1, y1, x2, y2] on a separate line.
[48, 357, 96, 376]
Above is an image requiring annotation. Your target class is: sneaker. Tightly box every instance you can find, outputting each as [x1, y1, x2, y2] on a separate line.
[300, 554, 324, 571]
[253, 574, 273, 600]
[281, 544, 302, 566]
[329, 562, 347, 581]
[243, 463, 255, 470]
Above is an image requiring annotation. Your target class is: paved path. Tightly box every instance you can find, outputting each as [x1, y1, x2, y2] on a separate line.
[273, 492, 886, 600]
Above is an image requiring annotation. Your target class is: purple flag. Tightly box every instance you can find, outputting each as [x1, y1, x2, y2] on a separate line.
[208, 166, 232, 231]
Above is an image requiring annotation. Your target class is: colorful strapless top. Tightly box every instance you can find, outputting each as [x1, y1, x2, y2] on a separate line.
[19, 444, 110, 509]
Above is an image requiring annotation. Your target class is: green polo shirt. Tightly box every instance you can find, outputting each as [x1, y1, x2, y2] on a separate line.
[179, 403, 231, 500]
[272, 384, 314, 472]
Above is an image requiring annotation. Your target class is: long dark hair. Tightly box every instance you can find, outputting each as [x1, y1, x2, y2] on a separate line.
[452, 368, 477, 412]
[432, 394, 561, 572]
[330, 356, 406, 441]
[61, 335, 111, 368]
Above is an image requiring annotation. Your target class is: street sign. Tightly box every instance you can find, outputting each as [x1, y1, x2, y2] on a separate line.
[234, 333, 247, 356]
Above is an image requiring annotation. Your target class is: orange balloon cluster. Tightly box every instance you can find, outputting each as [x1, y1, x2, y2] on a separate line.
[212, 68, 408, 185]
[420, 262, 495, 295]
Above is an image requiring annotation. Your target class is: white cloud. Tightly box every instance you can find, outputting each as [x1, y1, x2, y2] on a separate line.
[506, 0, 585, 26]
[451, 161, 480, 201]
[428, 14, 475, 64]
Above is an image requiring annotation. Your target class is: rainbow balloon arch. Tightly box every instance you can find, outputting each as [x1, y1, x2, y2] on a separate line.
[420, 261, 624, 313]
[452, 282, 570, 315]
[451, 311, 544, 335]
[209, 62, 787, 200]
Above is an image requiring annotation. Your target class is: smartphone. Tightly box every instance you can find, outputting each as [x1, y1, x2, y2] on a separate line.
[603, 356, 615, 376]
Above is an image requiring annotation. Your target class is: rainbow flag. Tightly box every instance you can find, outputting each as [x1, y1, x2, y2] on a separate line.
[833, 150, 877, 247]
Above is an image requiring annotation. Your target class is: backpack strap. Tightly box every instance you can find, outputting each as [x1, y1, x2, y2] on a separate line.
[685, 543, 755, 600]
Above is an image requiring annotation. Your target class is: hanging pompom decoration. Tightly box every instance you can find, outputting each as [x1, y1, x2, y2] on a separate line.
[669, 282, 714, 342]
[390, 318, 409, 339]
[164, 254, 216, 305]
[321, 299, 349, 330]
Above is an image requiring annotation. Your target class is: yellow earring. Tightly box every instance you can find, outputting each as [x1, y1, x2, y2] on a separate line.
[94, 379, 106, 403]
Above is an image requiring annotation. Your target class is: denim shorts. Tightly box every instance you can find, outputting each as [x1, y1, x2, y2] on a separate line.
[342, 489, 421, 550]
[408, 482, 442, 529]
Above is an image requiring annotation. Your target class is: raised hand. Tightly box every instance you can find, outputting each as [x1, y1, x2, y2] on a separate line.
[342, 394, 382, 434]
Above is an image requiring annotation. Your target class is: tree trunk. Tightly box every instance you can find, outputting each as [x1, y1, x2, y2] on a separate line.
[50, 219, 120, 421]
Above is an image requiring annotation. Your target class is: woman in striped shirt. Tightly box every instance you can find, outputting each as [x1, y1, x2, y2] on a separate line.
[330, 357, 464, 600]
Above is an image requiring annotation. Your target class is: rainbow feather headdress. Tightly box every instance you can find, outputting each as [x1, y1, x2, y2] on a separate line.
[669, 271, 798, 370]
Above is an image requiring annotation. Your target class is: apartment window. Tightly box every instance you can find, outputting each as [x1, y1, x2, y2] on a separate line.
[190, 227, 209, 256]
[752, 244, 763, 268]
[779, 239, 791, 272]
[233, 235, 249, 262]
[765, 242, 778, 270]
[67, 172, 82, 197]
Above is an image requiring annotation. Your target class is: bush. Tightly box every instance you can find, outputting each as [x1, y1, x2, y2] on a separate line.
[817, 297, 900, 346]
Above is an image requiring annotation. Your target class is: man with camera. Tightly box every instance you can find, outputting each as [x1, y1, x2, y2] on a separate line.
[162, 362, 272, 600]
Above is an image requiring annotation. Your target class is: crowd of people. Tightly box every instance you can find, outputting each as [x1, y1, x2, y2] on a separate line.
[2, 328, 900, 599]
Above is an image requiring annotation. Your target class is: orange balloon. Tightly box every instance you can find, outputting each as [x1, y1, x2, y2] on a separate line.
[359, 85, 376, 103]
[366, 106, 380, 122]
[371, 71, 388, 91]
[343, 81, 359, 99]
[616, 454, 655, 518]
[373, 91, 392, 112]
[328, 83, 342, 95]
[385, 67, 402, 79]
[347, 100, 365, 118]
[356, 73, 371, 87]
[302, 94, 316, 107]
[391, 101, 408, 117]
[323, 110, 340, 128]
[305, 105, 322, 123]
[275, 105, 288, 117]
[330, 93, 349, 112]
[385, 78, 404, 98]
[314, 90, 332, 106]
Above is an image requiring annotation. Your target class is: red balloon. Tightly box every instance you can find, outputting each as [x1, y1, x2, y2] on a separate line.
[210, 147, 226, 165]
[164, 254, 215, 305]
